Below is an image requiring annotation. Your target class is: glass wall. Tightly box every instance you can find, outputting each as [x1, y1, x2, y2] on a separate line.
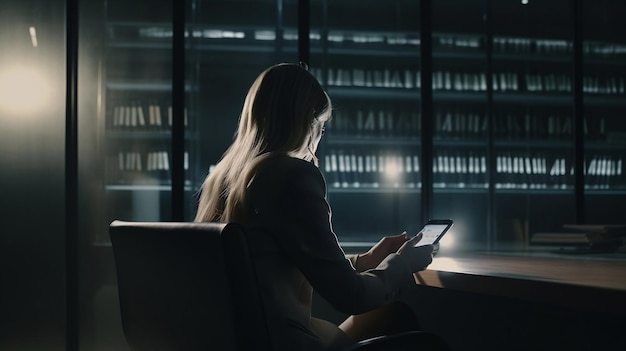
[431, 0, 489, 250]
[316, 0, 422, 245]
[78, 0, 173, 349]
[99, 0, 175, 225]
[490, 0, 576, 249]
[0, 0, 67, 349]
[188, 0, 290, 219]
[77, 0, 296, 349]
[582, 1, 626, 224]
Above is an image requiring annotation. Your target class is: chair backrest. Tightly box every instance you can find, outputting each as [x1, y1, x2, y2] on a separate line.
[109, 220, 272, 351]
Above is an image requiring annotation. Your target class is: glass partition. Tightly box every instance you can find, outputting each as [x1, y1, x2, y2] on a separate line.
[431, 0, 489, 250]
[490, 0, 576, 250]
[187, 0, 288, 219]
[582, 1, 626, 225]
[317, 0, 422, 245]
[78, 0, 173, 349]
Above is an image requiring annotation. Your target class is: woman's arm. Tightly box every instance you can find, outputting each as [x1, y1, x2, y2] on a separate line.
[347, 232, 410, 272]
[264, 158, 422, 315]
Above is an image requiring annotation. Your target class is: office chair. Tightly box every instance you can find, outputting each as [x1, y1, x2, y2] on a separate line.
[109, 221, 450, 351]
[109, 220, 270, 351]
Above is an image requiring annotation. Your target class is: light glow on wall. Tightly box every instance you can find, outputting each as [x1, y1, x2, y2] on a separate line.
[439, 230, 455, 249]
[0, 65, 51, 116]
[384, 155, 402, 179]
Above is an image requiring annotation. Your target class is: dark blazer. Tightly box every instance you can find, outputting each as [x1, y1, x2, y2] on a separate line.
[244, 155, 415, 351]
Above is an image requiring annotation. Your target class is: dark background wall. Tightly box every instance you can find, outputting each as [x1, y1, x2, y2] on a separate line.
[0, 0, 67, 349]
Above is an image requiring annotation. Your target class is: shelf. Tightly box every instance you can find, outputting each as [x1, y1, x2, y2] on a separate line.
[432, 185, 489, 194]
[433, 138, 488, 148]
[106, 130, 169, 140]
[328, 186, 422, 194]
[106, 82, 196, 92]
[491, 139, 572, 149]
[103, 22, 626, 64]
[492, 52, 571, 64]
[105, 184, 194, 191]
[323, 137, 422, 146]
[583, 57, 626, 66]
[107, 41, 172, 50]
[328, 185, 626, 195]
[586, 142, 626, 151]
[493, 186, 574, 195]
[585, 189, 626, 195]
[585, 95, 626, 107]
[326, 86, 420, 100]
[327, 46, 419, 58]
[494, 92, 572, 105]
[433, 50, 486, 61]
[194, 41, 277, 52]
[105, 21, 300, 55]
[106, 130, 197, 140]
[325, 136, 421, 146]
[107, 40, 285, 55]
[325, 86, 624, 107]
[101, 67, 623, 107]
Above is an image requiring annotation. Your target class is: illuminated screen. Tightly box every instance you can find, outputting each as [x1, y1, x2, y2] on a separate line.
[416, 224, 450, 246]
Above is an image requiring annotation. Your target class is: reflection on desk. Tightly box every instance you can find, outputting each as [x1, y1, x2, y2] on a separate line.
[414, 250, 626, 316]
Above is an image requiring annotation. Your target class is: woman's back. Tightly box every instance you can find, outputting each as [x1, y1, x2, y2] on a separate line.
[243, 155, 413, 350]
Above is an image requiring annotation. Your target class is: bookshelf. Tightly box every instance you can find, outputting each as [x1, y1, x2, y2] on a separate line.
[99, 4, 183, 229]
[311, 0, 626, 246]
[95, 0, 625, 245]
[98, 0, 294, 232]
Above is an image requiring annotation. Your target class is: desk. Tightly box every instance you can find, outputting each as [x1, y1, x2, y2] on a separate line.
[414, 251, 626, 317]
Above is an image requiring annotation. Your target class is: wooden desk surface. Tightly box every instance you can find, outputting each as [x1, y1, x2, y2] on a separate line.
[414, 250, 626, 316]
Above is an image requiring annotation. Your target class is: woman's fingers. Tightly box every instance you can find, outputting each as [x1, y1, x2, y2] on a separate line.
[397, 233, 422, 254]
[407, 232, 423, 245]
[393, 231, 409, 239]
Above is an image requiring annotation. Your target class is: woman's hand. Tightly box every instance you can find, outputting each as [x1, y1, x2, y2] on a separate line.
[354, 232, 409, 272]
[397, 232, 434, 272]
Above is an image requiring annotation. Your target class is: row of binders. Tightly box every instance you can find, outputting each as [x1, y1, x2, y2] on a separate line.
[584, 155, 624, 189]
[327, 109, 420, 137]
[323, 152, 423, 189]
[327, 109, 608, 140]
[494, 155, 567, 189]
[135, 25, 625, 59]
[492, 37, 571, 54]
[115, 151, 189, 173]
[310, 67, 625, 94]
[494, 37, 626, 57]
[322, 151, 623, 190]
[489, 113, 574, 139]
[438, 154, 622, 189]
[111, 104, 189, 129]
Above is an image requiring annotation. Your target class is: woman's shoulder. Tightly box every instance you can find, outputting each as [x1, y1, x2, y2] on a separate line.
[260, 154, 320, 176]
[252, 154, 325, 191]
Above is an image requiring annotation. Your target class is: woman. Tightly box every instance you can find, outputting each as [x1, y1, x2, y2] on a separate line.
[195, 63, 437, 351]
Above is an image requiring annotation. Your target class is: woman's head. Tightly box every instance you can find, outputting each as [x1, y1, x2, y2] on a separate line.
[237, 63, 332, 162]
[195, 63, 331, 223]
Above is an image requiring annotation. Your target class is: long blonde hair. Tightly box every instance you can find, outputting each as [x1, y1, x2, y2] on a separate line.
[194, 63, 332, 223]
